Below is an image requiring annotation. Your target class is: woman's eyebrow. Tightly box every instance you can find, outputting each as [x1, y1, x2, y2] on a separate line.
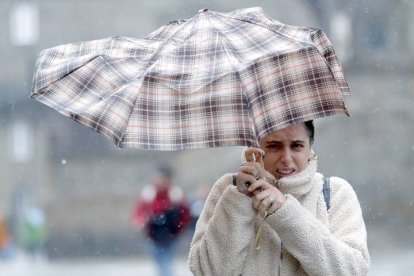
[291, 140, 305, 144]
[265, 141, 282, 145]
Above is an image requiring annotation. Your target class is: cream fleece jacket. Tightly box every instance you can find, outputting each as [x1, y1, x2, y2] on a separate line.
[188, 159, 370, 275]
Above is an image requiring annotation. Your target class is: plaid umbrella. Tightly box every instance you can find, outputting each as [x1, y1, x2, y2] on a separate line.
[31, 7, 350, 151]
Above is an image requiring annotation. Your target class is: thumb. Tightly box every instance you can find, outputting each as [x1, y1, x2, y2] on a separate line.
[243, 147, 265, 165]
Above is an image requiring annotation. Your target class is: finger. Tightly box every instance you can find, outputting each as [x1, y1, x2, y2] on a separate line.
[244, 148, 265, 164]
[252, 189, 270, 210]
[244, 148, 259, 162]
[244, 148, 265, 159]
[247, 180, 264, 192]
[265, 194, 287, 216]
[239, 165, 258, 178]
[258, 197, 274, 217]
[248, 179, 270, 193]
[241, 161, 258, 166]
[240, 161, 265, 183]
[237, 172, 257, 186]
[253, 149, 265, 165]
[252, 162, 266, 179]
[240, 164, 264, 181]
[259, 205, 269, 218]
[266, 200, 279, 216]
[235, 181, 250, 195]
[236, 173, 256, 195]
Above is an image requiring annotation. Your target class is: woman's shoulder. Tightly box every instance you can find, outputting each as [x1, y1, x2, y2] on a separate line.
[329, 176, 354, 190]
[315, 173, 358, 197]
[324, 175, 360, 203]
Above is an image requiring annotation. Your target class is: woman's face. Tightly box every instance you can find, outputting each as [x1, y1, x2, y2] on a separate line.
[259, 123, 312, 179]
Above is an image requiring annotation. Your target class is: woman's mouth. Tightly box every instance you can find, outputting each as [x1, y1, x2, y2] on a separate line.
[276, 168, 296, 177]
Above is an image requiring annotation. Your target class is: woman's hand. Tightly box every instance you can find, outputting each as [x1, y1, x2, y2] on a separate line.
[234, 147, 267, 195]
[235, 161, 264, 195]
[248, 179, 287, 217]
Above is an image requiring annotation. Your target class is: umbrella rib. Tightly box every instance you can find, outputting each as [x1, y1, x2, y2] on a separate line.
[206, 13, 260, 139]
[132, 18, 200, 148]
[34, 92, 124, 143]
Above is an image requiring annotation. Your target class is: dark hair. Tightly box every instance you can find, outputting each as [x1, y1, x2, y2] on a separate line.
[304, 120, 314, 145]
[157, 165, 173, 179]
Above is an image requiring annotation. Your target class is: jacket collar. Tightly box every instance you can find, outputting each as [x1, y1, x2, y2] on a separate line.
[275, 158, 317, 198]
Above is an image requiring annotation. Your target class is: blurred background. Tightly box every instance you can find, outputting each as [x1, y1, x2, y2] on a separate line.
[1, 0, 413, 275]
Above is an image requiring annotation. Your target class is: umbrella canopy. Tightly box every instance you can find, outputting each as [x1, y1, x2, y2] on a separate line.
[31, 7, 350, 150]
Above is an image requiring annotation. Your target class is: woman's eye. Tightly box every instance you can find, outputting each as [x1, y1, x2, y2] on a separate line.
[266, 144, 280, 150]
[268, 145, 276, 148]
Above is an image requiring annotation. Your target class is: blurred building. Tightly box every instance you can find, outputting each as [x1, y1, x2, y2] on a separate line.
[0, 0, 413, 257]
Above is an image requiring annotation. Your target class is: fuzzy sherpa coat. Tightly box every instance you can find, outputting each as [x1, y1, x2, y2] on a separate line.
[188, 158, 370, 275]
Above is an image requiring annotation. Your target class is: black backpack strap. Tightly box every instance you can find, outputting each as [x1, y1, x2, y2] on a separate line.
[323, 177, 331, 210]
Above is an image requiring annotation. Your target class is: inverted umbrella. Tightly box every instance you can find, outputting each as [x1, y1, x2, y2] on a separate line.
[31, 7, 349, 150]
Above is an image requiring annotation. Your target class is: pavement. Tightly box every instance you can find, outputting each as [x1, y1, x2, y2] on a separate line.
[0, 253, 192, 276]
[2, 249, 414, 276]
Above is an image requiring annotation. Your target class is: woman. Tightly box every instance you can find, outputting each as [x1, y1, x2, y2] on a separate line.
[188, 121, 370, 275]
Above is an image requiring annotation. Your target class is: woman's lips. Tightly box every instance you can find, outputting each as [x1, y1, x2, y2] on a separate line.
[276, 168, 296, 177]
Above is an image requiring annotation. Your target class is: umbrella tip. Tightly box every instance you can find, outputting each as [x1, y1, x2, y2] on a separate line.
[198, 8, 208, 13]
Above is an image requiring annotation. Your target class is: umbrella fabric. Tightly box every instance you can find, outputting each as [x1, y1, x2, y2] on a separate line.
[31, 7, 350, 150]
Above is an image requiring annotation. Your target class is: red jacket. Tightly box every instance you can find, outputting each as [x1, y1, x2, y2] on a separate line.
[133, 185, 191, 236]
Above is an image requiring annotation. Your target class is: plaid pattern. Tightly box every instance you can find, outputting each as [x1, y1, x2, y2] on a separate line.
[31, 7, 349, 150]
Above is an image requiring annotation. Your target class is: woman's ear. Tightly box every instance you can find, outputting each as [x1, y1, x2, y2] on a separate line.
[308, 149, 317, 162]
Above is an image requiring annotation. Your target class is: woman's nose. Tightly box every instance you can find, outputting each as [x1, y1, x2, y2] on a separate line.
[280, 149, 293, 164]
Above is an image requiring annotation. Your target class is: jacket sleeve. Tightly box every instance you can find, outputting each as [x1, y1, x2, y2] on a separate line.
[267, 177, 370, 276]
[188, 174, 256, 276]
[131, 201, 150, 227]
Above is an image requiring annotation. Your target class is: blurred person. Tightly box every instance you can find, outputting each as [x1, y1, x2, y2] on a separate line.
[19, 207, 47, 260]
[189, 121, 370, 275]
[0, 214, 14, 261]
[132, 165, 191, 276]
